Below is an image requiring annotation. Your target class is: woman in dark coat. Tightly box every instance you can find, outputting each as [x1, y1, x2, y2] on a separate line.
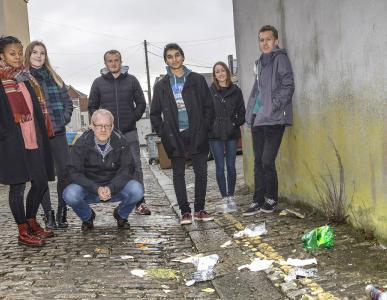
[209, 61, 245, 211]
[0, 36, 55, 247]
[25, 41, 73, 229]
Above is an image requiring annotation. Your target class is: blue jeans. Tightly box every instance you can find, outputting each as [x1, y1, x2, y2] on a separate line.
[63, 180, 144, 221]
[209, 139, 237, 198]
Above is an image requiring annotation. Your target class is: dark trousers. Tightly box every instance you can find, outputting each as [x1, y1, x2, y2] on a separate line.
[9, 149, 48, 224]
[209, 139, 237, 198]
[40, 134, 70, 212]
[171, 130, 208, 214]
[251, 125, 285, 205]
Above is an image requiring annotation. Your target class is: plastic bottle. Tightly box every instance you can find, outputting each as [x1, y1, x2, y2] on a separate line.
[365, 285, 387, 300]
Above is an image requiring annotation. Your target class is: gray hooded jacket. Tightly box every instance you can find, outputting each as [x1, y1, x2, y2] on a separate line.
[245, 47, 294, 127]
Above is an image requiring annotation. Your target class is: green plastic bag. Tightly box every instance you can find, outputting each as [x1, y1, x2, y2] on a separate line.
[302, 225, 334, 250]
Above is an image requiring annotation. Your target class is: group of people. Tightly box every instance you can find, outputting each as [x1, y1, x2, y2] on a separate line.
[0, 24, 294, 247]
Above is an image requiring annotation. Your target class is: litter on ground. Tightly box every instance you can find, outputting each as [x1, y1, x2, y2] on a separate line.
[181, 254, 219, 285]
[279, 209, 305, 219]
[220, 240, 232, 248]
[284, 267, 317, 282]
[238, 258, 274, 272]
[234, 223, 267, 238]
[120, 255, 134, 260]
[131, 269, 145, 277]
[284, 258, 318, 267]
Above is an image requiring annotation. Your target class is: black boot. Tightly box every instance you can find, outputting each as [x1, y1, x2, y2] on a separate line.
[57, 206, 68, 228]
[42, 210, 58, 230]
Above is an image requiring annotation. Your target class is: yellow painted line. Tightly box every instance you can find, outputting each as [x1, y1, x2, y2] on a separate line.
[223, 213, 340, 300]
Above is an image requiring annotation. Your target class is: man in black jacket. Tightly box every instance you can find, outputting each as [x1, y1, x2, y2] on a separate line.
[88, 50, 151, 215]
[150, 43, 214, 225]
[63, 109, 144, 231]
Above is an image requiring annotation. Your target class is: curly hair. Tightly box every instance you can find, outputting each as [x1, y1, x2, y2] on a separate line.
[0, 36, 22, 54]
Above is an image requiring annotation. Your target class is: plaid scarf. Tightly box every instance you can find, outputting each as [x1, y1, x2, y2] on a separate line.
[0, 60, 54, 136]
[31, 68, 67, 133]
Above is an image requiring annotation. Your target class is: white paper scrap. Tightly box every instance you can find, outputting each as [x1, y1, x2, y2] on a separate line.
[286, 258, 317, 267]
[131, 269, 146, 277]
[220, 240, 232, 248]
[185, 279, 196, 286]
[238, 258, 274, 272]
[120, 255, 134, 260]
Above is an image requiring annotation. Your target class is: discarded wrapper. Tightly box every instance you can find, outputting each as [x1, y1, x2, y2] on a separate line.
[302, 225, 334, 250]
[131, 269, 145, 277]
[234, 223, 267, 238]
[284, 267, 317, 282]
[238, 258, 274, 272]
[284, 258, 317, 267]
[181, 254, 219, 285]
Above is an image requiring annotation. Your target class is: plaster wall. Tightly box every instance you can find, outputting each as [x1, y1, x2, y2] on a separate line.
[233, 0, 387, 241]
[0, 0, 30, 47]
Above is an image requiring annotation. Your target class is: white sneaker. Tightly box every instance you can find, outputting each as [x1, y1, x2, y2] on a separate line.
[225, 196, 237, 212]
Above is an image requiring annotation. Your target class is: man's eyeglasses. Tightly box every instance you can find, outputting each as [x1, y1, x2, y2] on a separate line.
[93, 123, 112, 130]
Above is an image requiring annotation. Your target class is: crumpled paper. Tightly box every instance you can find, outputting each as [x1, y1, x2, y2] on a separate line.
[284, 267, 317, 282]
[234, 223, 267, 238]
[238, 258, 274, 272]
[284, 258, 318, 267]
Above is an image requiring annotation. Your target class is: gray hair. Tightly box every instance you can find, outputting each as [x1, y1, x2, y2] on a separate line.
[91, 109, 114, 124]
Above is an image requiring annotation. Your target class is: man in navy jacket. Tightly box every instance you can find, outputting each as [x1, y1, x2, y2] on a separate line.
[63, 109, 144, 231]
[88, 50, 150, 215]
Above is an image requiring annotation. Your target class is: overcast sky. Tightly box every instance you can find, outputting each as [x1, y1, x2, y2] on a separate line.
[27, 0, 236, 100]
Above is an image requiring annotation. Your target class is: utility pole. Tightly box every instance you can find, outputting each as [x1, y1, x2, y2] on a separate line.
[144, 40, 152, 106]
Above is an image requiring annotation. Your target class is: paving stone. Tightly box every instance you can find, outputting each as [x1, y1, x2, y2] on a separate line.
[212, 272, 284, 300]
[189, 229, 234, 252]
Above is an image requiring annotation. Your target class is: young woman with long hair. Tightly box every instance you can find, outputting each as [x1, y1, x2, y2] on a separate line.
[209, 61, 246, 211]
[24, 41, 73, 229]
[0, 36, 55, 246]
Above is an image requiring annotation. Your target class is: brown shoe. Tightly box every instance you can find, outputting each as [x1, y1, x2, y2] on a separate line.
[135, 203, 151, 215]
[17, 223, 45, 247]
[194, 210, 214, 222]
[180, 212, 192, 225]
[113, 207, 130, 229]
[27, 218, 54, 238]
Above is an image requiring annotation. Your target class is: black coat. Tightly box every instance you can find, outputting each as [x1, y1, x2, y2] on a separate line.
[150, 72, 214, 158]
[88, 71, 146, 134]
[67, 129, 133, 195]
[0, 81, 55, 185]
[209, 84, 246, 140]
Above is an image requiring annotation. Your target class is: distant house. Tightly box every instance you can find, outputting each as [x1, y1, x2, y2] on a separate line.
[66, 85, 89, 131]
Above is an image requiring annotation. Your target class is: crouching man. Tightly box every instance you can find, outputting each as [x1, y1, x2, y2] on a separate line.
[63, 109, 143, 231]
